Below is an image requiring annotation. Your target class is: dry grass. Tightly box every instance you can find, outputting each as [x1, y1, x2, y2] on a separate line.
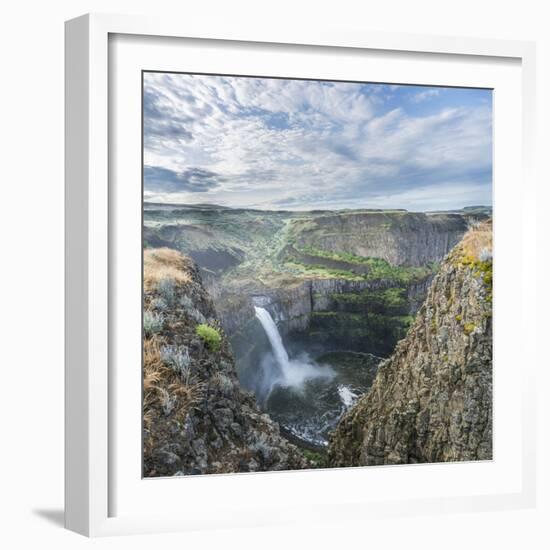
[459, 221, 492, 260]
[167, 381, 205, 412]
[144, 247, 191, 291]
[143, 337, 169, 440]
[143, 337, 167, 391]
[143, 335, 205, 454]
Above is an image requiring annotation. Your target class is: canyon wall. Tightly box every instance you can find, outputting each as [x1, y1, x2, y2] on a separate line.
[291, 212, 469, 267]
[328, 224, 493, 466]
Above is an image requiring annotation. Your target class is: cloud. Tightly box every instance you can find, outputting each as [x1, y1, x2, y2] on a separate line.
[412, 88, 440, 103]
[143, 73, 492, 211]
[143, 87, 195, 146]
[144, 165, 224, 193]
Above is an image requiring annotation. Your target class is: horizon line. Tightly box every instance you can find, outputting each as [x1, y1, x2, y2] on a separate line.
[142, 200, 492, 213]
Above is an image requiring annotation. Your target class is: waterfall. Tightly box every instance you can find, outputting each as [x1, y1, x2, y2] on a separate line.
[254, 306, 291, 376]
[254, 306, 333, 394]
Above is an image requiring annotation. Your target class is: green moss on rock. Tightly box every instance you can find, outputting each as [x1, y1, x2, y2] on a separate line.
[196, 323, 222, 352]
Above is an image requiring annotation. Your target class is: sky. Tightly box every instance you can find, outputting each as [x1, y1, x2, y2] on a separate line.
[143, 72, 492, 211]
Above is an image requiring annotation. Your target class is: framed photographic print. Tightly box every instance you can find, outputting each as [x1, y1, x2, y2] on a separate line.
[65, 13, 537, 536]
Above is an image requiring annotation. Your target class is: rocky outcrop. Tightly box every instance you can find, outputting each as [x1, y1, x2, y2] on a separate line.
[143, 248, 308, 476]
[407, 276, 435, 314]
[292, 212, 468, 267]
[328, 223, 493, 466]
[247, 276, 429, 334]
[215, 271, 435, 374]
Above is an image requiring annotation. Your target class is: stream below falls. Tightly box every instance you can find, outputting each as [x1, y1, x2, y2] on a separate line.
[252, 306, 381, 449]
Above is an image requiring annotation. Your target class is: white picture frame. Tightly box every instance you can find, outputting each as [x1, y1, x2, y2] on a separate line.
[65, 13, 537, 537]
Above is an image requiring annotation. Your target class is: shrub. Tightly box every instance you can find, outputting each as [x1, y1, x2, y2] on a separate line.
[196, 323, 222, 352]
[160, 345, 191, 378]
[143, 337, 205, 459]
[179, 295, 194, 310]
[157, 387, 177, 415]
[179, 295, 206, 323]
[143, 310, 164, 336]
[151, 297, 168, 311]
[212, 372, 233, 395]
[302, 449, 326, 468]
[464, 322, 476, 335]
[189, 307, 206, 324]
[157, 277, 176, 306]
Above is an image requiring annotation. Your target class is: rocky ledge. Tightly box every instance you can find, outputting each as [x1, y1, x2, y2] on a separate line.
[143, 248, 308, 476]
[328, 222, 493, 466]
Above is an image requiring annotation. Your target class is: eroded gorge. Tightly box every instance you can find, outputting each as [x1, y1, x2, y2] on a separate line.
[144, 203, 491, 459]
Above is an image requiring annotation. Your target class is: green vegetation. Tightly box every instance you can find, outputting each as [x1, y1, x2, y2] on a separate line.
[360, 256, 434, 283]
[463, 322, 477, 335]
[288, 245, 437, 284]
[143, 206, 451, 294]
[309, 311, 413, 356]
[478, 261, 493, 304]
[299, 245, 374, 265]
[284, 261, 364, 281]
[302, 449, 326, 468]
[378, 287, 409, 308]
[331, 286, 409, 315]
[196, 323, 222, 352]
[456, 253, 493, 304]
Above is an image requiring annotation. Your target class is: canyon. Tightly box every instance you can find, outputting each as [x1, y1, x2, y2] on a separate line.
[143, 204, 492, 468]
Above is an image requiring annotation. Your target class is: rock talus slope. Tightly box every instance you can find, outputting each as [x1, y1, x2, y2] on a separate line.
[328, 223, 493, 466]
[143, 248, 308, 476]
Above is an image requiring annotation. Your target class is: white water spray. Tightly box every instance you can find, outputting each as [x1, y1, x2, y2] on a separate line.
[254, 306, 333, 392]
[254, 306, 291, 373]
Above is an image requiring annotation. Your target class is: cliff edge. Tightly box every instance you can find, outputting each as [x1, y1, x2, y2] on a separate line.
[328, 222, 493, 466]
[143, 248, 308, 476]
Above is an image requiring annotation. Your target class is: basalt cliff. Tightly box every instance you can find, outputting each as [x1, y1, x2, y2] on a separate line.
[143, 248, 308, 476]
[142, 205, 493, 464]
[328, 223, 493, 466]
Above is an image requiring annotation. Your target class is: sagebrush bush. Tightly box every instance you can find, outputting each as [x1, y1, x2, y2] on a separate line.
[188, 307, 206, 324]
[161, 344, 191, 378]
[157, 387, 177, 415]
[179, 295, 206, 323]
[179, 295, 194, 310]
[143, 310, 164, 336]
[151, 297, 168, 311]
[196, 323, 222, 352]
[157, 277, 176, 306]
[212, 372, 233, 395]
